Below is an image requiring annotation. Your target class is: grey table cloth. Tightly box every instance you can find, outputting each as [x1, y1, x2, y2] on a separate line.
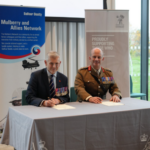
[1, 97, 150, 150]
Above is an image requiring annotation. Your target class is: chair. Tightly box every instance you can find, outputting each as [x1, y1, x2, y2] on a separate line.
[70, 87, 77, 102]
[22, 90, 28, 105]
[130, 75, 146, 100]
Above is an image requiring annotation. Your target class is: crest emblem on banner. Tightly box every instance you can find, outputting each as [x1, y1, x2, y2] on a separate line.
[116, 15, 124, 28]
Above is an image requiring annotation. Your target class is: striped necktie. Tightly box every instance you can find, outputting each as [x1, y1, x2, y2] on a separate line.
[49, 74, 55, 98]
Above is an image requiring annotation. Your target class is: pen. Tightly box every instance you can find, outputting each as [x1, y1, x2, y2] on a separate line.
[47, 97, 57, 106]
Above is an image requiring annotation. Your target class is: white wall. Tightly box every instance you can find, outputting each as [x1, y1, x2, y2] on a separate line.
[0, 0, 103, 17]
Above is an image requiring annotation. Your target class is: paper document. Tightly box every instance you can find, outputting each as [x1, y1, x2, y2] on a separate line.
[53, 104, 76, 110]
[102, 101, 124, 106]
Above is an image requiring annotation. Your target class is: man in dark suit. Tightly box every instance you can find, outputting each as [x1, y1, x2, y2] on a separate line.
[26, 51, 69, 107]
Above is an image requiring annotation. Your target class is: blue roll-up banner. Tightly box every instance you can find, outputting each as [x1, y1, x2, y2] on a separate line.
[0, 5, 45, 125]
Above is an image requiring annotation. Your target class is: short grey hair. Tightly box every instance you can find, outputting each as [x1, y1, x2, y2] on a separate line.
[91, 47, 104, 57]
[45, 51, 60, 60]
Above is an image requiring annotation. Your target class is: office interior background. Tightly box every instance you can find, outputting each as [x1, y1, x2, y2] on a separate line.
[0, 0, 149, 100]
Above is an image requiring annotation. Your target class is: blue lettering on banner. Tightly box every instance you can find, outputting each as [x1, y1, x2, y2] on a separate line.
[0, 6, 45, 63]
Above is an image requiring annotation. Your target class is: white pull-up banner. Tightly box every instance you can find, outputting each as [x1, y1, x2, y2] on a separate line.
[85, 10, 129, 99]
[0, 5, 45, 126]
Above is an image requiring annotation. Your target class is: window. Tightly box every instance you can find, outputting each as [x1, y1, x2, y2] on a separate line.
[116, 0, 141, 97]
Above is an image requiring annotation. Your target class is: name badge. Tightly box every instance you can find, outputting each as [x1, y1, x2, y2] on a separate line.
[55, 87, 68, 96]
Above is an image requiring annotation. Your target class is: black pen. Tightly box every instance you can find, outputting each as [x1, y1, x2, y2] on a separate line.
[48, 97, 57, 106]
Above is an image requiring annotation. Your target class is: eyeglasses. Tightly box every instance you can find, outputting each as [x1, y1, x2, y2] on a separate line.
[49, 63, 60, 66]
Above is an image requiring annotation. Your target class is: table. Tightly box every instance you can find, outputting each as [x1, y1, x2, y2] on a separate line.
[1, 97, 150, 150]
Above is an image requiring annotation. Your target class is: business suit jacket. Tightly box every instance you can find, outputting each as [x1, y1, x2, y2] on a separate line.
[26, 68, 70, 106]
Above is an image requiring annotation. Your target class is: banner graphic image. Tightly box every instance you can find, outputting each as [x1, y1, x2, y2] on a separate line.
[0, 5, 45, 125]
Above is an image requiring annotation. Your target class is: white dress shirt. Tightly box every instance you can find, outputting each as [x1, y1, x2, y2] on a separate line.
[91, 66, 101, 76]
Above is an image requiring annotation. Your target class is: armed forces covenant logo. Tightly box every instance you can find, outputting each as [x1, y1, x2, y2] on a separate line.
[141, 134, 148, 142]
[140, 134, 150, 150]
[32, 140, 48, 150]
[32, 45, 41, 55]
[143, 137, 150, 150]
[39, 140, 48, 150]
[116, 15, 124, 28]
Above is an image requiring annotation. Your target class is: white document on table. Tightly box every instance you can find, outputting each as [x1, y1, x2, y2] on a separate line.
[53, 104, 76, 110]
[102, 101, 124, 106]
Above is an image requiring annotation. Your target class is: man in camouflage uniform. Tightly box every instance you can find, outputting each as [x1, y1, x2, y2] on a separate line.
[74, 47, 121, 103]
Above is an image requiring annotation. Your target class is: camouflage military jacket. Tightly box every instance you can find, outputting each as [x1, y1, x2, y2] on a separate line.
[74, 66, 122, 101]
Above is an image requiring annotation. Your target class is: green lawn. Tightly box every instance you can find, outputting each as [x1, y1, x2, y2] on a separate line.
[130, 56, 150, 100]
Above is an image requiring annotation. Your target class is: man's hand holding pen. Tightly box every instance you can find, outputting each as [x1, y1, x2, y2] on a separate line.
[43, 98, 61, 107]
